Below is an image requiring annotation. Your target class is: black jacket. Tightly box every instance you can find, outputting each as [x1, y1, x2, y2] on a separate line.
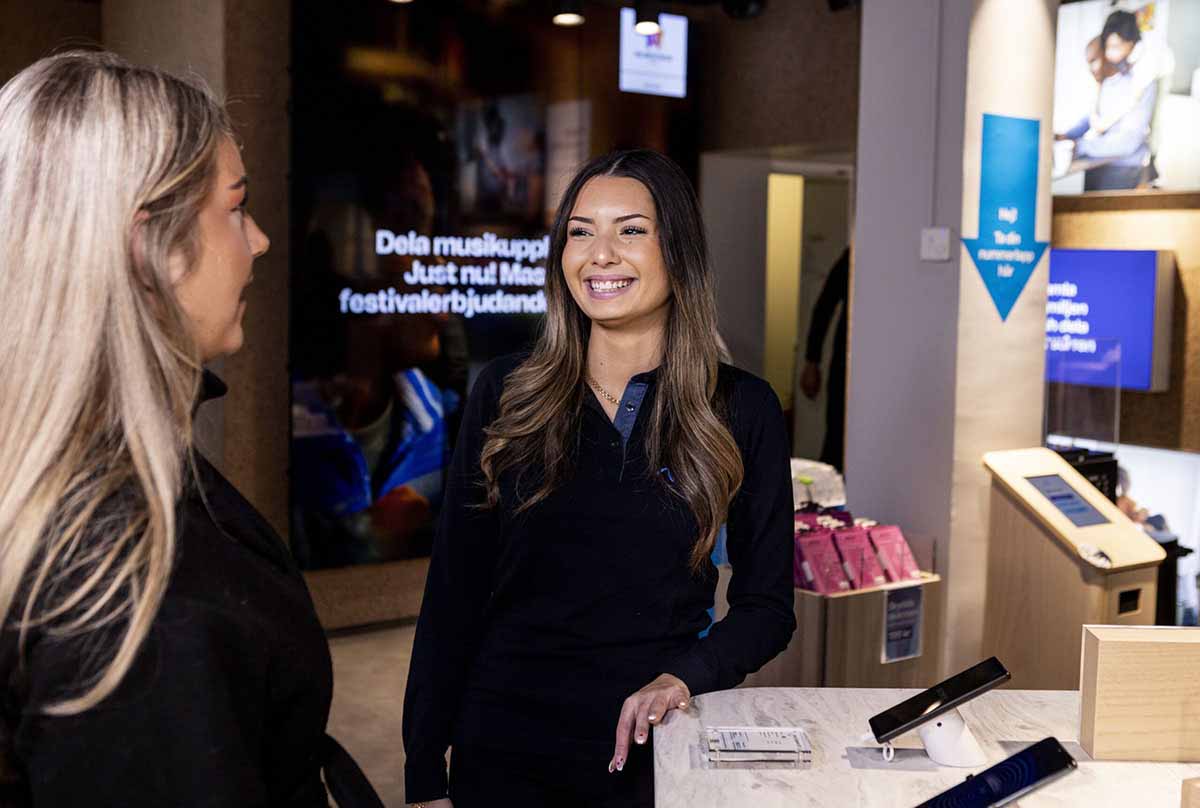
[402, 354, 797, 802]
[1, 375, 335, 807]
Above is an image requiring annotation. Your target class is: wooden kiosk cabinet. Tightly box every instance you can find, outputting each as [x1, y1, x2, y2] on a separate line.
[982, 448, 1166, 690]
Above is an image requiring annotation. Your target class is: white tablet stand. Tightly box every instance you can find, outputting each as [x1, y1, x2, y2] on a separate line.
[916, 708, 988, 767]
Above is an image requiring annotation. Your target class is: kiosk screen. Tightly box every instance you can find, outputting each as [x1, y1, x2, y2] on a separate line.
[1025, 474, 1109, 528]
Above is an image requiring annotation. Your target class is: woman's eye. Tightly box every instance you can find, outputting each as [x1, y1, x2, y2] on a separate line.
[569, 227, 591, 237]
[621, 226, 647, 236]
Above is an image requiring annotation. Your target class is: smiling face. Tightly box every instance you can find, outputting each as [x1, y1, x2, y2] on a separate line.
[561, 175, 672, 331]
[1104, 32, 1135, 67]
[173, 136, 270, 362]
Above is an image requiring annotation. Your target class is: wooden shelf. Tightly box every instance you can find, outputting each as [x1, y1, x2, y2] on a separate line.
[796, 571, 941, 600]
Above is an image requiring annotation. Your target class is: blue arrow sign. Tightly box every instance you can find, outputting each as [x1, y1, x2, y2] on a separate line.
[962, 113, 1049, 321]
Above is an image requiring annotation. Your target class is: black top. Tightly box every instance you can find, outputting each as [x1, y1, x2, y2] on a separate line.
[0, 375, 333, 808]
[804, 247, 849, 365]
[402, 354, 797, 802]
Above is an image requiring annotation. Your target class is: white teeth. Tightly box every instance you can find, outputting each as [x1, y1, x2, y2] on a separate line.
[589, 279, 633, 291]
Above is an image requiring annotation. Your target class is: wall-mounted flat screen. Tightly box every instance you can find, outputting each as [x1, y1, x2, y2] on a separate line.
[1045, 248, 1173, 392]
[1053, 0, 1200, 195]
[1026, 474, 1111, 528]
[290, 3, 553, 572]
[619, 8, 688, 98]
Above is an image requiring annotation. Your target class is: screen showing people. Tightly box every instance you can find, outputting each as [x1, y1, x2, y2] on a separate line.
[1053, 0, 1200, 194]
[290, 7, 558, 571]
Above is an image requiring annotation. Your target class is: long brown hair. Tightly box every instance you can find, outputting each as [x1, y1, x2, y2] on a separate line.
[479, 150, 744, 571]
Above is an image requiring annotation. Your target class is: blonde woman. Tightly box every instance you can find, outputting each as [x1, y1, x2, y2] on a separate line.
[0, 52, 378, 807]
[402, 150, 796, 807]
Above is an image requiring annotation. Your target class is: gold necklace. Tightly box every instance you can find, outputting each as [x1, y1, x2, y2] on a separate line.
[586, 373, 621, 405]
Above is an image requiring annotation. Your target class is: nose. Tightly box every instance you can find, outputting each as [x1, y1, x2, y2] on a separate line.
[589, 231, 619, 268]
[248, 213, 270, 258]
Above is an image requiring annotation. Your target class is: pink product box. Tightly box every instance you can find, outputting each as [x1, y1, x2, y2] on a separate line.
[833, 527, 887, 589]
[794, 512, 822, 531]
[868, 525, 922, 582]
[794, 530, 851, 594]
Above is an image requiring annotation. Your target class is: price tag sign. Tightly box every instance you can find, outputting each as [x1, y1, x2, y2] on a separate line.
[882, 585, 923, 664]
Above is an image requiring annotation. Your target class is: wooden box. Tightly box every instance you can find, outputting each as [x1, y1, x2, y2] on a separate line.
[1184, 778, 1200, 808]
[1080, 625, 1200, 762]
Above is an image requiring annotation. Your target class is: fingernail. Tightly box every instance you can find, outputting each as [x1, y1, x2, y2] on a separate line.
[678, 701, 688, 709]
[636, 734, 646, 744]
[616, 757, 625, 771]
[648, 713, 658, 721]
[608, 760, 615, 774]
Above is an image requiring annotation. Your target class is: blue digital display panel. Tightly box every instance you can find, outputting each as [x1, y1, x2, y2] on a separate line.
[1045, 248, 1158, 390]
[1026, 474, 1109, 528]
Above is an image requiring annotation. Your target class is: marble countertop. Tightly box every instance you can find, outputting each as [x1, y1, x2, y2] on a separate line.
[653, 687, 1200, 807]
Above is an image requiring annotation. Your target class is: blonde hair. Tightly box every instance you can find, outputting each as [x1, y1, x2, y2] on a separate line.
[0, 51, 230, 714]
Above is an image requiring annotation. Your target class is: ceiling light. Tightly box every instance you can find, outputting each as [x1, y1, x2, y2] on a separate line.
[635, 1, 662, 36]
[553, 0, 585, 26]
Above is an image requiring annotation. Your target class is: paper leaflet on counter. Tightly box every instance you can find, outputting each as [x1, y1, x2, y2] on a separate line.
[705, 726, 812, 768]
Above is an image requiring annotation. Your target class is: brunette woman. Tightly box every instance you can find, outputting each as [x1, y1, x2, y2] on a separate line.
[403, 149, 796, 807]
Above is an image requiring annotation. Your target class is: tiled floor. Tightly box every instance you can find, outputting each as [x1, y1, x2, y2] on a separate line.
[327, 623, 416, 807]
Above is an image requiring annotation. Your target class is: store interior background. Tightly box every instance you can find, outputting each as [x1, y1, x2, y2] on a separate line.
[2, 0, 1198, 803]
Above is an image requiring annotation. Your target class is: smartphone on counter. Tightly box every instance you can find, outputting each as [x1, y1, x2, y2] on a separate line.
[915, 737, 1078, 807]
[869, 657, 1011, 743]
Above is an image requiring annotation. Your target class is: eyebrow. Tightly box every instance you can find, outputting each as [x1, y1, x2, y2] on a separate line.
[568, 213, 651, 224]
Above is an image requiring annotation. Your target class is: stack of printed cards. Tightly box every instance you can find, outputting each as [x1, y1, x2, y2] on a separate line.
[705, 726, 813, 768]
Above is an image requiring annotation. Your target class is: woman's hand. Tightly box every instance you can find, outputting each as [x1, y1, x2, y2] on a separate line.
[411, 800, 452, 808]
[609, 673, 691, 773]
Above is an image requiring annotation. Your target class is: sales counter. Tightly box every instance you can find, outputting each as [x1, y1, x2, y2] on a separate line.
[652, 687, 1200, 807]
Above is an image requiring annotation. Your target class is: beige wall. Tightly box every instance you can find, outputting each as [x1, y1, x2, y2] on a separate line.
[945, 0, 1059, 674]
[0, 1, 100, 83]
[102, 0, 290, 536]
[220, 0, 290, 536]
[850, 0, 1058, 679]
[103, 0, 225, 96]
[1053, 199, 1200, 452]
[847, 0, 970, 682]
[693, 3, 860, 152]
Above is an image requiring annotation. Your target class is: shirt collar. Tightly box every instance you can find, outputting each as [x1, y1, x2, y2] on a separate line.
[581, 368, 658, 416]
[200, 369, 228, 403]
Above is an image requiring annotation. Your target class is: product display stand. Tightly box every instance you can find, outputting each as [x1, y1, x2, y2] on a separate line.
[982, 448, 1165, 690]
[915, 708, 988, 767]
